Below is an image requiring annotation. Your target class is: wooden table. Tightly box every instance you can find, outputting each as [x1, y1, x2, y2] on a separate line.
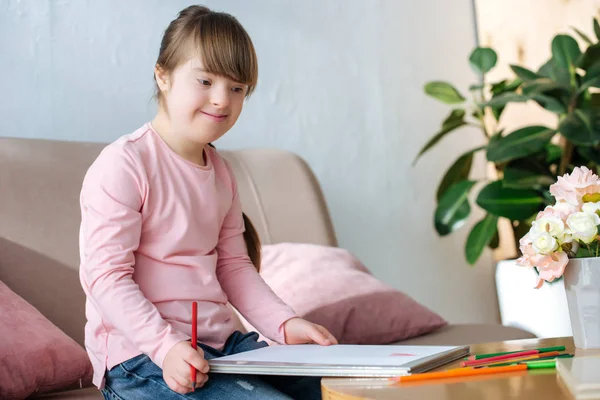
[321, 337, 600, 400]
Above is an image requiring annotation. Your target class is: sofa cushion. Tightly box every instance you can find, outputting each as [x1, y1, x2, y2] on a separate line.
[237, 243, 447, 344]
[0, 280, 93, 398]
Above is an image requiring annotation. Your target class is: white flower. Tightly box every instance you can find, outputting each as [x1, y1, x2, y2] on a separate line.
[532, 215, 565, 241]
[567, 212, 600, 244]
[582, 201, 600, 216]
[531, 232, 559, 255]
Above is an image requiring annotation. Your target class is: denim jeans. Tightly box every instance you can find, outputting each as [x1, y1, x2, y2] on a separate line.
[100, 331, 322, 400]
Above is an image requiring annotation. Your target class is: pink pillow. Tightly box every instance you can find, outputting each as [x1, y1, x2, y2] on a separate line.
[0, 280, 93, 398]
[239, 243, 447, 344]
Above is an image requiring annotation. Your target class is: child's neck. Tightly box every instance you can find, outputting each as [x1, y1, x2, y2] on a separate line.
[151, 112, 207, 166]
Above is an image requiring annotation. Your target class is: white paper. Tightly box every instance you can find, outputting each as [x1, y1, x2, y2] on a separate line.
[212, 344, 459, 366]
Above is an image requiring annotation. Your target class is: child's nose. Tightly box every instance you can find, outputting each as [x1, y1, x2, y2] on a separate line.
[210, 88, 230, 108]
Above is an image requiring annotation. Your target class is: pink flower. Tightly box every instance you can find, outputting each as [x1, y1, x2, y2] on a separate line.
[536, 205, 571, 222]
[549, 166, 600, 207]
[516, 234, 535, 267]
[533, 251, 568, 289]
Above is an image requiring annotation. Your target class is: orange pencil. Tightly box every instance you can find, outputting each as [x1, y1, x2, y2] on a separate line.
[191, 301, 198, 392]
[395, 364, 527, 383]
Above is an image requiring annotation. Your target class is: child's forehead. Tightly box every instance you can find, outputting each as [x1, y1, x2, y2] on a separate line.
[187, 56, 205, 70]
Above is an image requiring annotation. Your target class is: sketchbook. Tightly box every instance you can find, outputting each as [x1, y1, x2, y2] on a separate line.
[208, 344, 470, 377]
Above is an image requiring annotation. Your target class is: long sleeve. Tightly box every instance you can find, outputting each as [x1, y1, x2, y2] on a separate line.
[79, 146, 188, 368]
[215, 166, 298, 344]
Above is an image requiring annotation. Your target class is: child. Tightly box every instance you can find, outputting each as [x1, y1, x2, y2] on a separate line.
[78, 5, 337, 399]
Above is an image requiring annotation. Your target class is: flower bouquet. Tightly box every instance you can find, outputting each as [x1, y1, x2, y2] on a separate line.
[517, 166, 600, 349]
[517, 166, 600, 288]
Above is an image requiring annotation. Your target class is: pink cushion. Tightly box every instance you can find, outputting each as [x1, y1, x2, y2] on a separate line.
[239, 243, 447, 344]
[0, 280, 93, 398]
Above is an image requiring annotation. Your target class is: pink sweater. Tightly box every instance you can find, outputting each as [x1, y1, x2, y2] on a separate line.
[78, 123, 298, 389]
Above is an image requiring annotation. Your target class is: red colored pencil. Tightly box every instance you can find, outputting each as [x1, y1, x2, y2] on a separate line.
[191, 301, 198, 392]
[462, 349, 540, 367]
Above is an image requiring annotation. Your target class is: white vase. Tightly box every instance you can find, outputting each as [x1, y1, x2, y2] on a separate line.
[564, 257, 600, 348]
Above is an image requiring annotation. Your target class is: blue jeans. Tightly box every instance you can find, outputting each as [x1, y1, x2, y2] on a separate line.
[101, 331, 322, 400]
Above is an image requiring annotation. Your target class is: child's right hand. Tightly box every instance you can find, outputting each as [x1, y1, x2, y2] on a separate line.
[163, 340, 210, 394]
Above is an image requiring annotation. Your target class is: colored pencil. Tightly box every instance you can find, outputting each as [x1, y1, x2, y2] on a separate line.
[191, 301, 198, 391]
[464, 346, 565, 361]
[482, 354, 573, 368]
[461, 349, 563, 367]
[467, 351, 561, 368]
[395, 364, 527, 382]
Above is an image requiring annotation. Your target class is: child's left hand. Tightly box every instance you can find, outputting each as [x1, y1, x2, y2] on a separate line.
[283, 317, 338, 346]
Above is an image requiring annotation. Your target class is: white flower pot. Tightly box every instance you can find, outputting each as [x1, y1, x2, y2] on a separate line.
[564, 257, 600, 348]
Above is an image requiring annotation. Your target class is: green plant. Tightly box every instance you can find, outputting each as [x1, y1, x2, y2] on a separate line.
[415, 18, 600, 266]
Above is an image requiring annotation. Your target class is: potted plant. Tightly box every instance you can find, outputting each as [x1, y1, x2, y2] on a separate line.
[414, 18, 600, 266]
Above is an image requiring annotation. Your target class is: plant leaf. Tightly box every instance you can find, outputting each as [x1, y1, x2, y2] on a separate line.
[491, 106, 505, 122]
[489, 230, 500, 249]
[595, 18, 600, 41]
[424, 81, 466, 104]
[521, 78, 571, 95]
[538, 58, 571, 85]
[503, 167, 556, 190]
[546, 143, 562, 163]
[559, 109, 600, 145]
[552, 34, 582, 71]
[437, 146, 485, 201]
[469, 84, 484, 91]
[577, 146, 600, 164]
[476, 181, 544, 220]
[469, 47, 498, 75]
[579, 62, 600, 93]
[442, 109, 466, 125]
[435, 180, 476, 236]
[486, 126, 555, 163]
[531, 94, 568, 114]
[465, 214, 499, 265]
[578, 43, 600, 70]
[510, 65, 540, 81]
[414, 109, 467, 164]
[572, 26, 594, 45]
[481, 92, 529, 108]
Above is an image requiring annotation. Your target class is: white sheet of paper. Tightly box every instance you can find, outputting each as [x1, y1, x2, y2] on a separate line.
[213, 344, 459, 366]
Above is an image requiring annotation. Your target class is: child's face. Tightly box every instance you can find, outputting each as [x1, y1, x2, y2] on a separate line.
[158, 56, 248, 144]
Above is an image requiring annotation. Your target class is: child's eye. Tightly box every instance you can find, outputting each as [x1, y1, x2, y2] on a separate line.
[198, 79, 211, 86]
[232, 87, 245, 93]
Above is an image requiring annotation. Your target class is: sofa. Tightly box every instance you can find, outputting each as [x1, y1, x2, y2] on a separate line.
[0, 137, 535, 398]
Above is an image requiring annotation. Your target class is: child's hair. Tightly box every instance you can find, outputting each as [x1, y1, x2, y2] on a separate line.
[154, 5, 258, 107]
[242, 213, 261, 273]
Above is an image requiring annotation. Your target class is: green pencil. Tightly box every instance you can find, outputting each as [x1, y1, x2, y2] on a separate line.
[524, 360, 556, 369]
[478, 355, 572, 368]
[464, 346, 566, 360]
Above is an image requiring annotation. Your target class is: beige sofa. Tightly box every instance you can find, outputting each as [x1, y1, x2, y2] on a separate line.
[0, 137, 535, 399]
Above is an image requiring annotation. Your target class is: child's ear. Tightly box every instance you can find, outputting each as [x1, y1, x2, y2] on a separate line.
[154, 64, 170, 93]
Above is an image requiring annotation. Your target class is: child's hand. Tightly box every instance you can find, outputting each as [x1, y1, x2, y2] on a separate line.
[163, 341, 210, 394]
[283, 318, 338, 346]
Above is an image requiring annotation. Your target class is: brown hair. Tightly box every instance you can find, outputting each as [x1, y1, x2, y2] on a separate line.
[242, 213, 261, 272]
[154, 5, 258, 106]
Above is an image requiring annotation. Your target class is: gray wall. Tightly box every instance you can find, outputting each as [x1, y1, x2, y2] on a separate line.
[0, 0, 500, 324]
